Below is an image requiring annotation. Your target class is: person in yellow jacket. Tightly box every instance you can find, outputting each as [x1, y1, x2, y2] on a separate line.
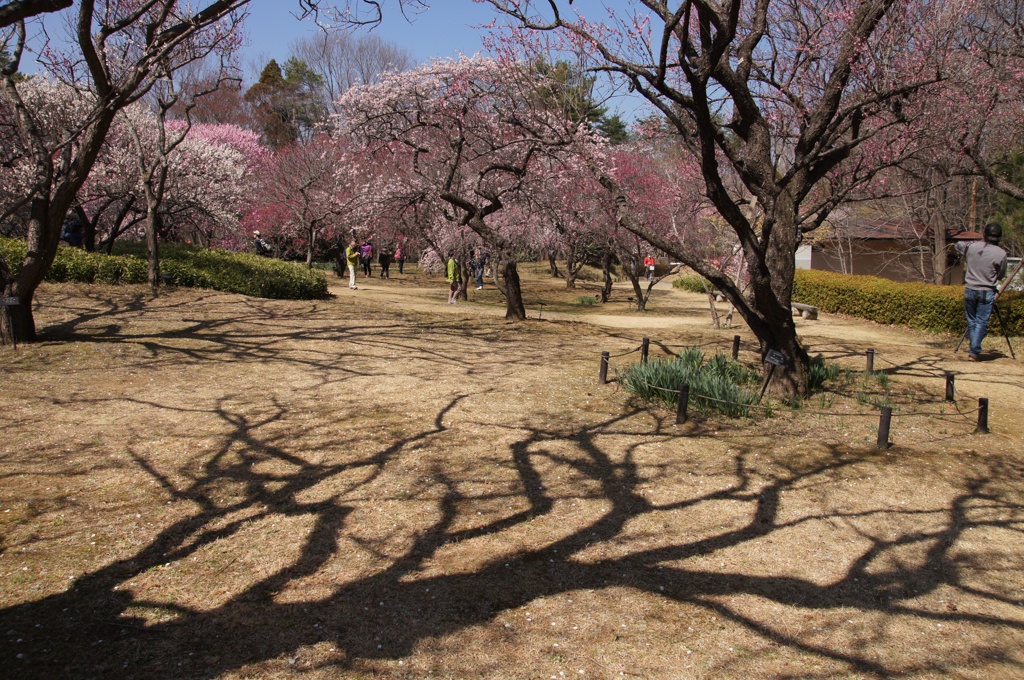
[345, 240, 360, 290]
[446, 252, 463, 304]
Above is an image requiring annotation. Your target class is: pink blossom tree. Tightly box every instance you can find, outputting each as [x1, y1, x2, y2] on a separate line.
[67, 115, 263, 254]
[336, 56, 592, 319]
[247, 134, 357, 266]
[468, 0, 971, 395]
[0, 0, 249, 342]
[0, 1, 347, 343]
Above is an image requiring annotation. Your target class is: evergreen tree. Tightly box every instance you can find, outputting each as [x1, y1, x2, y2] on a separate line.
[245, 58, 326, 149]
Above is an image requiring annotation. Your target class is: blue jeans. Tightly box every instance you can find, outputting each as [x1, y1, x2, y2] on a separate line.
[964, 288, 995, 356]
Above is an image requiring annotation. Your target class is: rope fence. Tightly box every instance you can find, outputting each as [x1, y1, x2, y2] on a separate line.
[599, 336, 994, 448]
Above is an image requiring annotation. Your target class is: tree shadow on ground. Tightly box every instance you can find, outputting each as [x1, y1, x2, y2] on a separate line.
[2, 395, 1022, 678]
[3, 288, 1023, 678]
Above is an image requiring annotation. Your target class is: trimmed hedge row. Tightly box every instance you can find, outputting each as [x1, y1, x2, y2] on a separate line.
[674, 269, 1024, 335]
[0, 238, 329, 300]
[791, 269, 1024, 335]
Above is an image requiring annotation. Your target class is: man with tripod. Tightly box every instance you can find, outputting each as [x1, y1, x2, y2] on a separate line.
[955, 222, 1008, 361]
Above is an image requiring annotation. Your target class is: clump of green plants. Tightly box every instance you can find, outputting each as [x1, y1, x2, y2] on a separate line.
[808, 356, 841, 392]
[577, 296, 598, 306]
[618, 347, 762, 417]
[673, 275, 707, 294]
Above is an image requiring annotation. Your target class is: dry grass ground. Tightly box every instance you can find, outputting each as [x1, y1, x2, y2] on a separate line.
[1, 263, 1023, 679]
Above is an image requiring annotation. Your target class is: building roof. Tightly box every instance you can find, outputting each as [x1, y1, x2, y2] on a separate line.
[813, 217, 983, 242]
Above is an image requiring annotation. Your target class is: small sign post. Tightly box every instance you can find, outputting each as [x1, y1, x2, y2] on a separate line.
[758, 350, 790, 403]
[0, 297, 20, 350]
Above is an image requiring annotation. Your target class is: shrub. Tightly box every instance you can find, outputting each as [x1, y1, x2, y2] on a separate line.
[673, 275, 707, 294]
[0, 237, 328, 300]
[619, 347, 762, 417]
[675, 268, 1024, 336]
[577, 296, 598, 306]
[792, 269, 1024, 335]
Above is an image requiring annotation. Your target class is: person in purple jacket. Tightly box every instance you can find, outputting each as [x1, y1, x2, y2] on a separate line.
[359, 241, 374, 278]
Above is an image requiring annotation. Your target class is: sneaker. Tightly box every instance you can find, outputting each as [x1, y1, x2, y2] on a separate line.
[967, 353, 979, 361]
[476, 286, 483, 290]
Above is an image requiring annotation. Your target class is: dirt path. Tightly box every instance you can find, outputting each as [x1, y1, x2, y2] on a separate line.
[1, 269, 1022, 679]
[340, 268, 1024, 438]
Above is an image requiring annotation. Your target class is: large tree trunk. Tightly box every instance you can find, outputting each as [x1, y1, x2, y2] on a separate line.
[593, 165, 812, 396]
[500, 258, 526, 320]
[4, 196, 67, 342]
[744, 194, 810, 396]
[458, 214, 527, 320]
[306, 224, 316, 267]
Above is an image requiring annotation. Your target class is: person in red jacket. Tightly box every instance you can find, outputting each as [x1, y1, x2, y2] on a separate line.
[643, 254, 655, 281]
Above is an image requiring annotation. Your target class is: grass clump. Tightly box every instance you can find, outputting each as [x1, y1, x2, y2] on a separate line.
[808, 356, 841, 392]
[577, 296, 598, 306]
[619, 347, 761, 417]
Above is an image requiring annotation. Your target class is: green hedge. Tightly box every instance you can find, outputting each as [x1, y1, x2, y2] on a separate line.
[674, 268, 1024, 335]
[0, 238, 328, 300]
[791, 269, 1024, 335]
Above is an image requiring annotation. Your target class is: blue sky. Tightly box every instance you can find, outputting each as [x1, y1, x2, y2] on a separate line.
[20, 1, 647, 120]
[242, 0, 502, 78]
[241, 1, 647, 119]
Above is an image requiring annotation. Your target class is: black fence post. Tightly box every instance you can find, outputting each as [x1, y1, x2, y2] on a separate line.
[641, 337, 650, 363]
[877, 407, 892, 449]
[945, 373, 955, 402]
[866, 348, 875, 374]
[676, 384, 690, 424]
[599, 352, 609, 385]
[977, 398, 989, 434]
[732, 335, 741, 361]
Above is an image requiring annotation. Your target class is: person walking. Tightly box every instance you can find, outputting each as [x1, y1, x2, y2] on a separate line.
[395, 245, 406, 274]
[360, 241, 374, 277]
[446, 252, 463, 304]
[379, 245, 393, 280]
[472, 249, 485, 290]
[345, 240, 360, 289]
[955, 222, 1008, 361]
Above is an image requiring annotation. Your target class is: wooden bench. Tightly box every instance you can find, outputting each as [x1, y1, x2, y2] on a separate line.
[792, 302, 819, 320]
